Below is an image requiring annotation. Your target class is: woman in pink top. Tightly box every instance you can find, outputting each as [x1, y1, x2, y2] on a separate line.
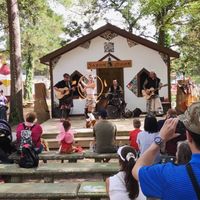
[16, 112, 43, 153]
[57, 120, 82, 153]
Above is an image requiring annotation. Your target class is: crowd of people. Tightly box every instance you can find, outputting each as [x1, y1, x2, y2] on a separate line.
[1, 70, 200, 200]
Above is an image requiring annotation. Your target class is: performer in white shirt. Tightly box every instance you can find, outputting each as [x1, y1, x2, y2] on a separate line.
[79, 74, 96, 128]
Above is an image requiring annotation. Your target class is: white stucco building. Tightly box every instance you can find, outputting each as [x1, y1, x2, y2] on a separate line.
[40, 23, 179, 117]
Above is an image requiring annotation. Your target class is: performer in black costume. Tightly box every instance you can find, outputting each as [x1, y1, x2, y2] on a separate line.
[54, 73, 75, 121]
[107, 79, 126, 117]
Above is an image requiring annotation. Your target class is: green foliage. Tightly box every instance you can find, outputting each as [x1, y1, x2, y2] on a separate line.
[17, 0, 65, 99]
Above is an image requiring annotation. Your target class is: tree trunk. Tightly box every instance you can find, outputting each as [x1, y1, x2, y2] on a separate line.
[24, 49, 33, 101]
[158, 28, 166, 47]
[7, 0, 24, 124]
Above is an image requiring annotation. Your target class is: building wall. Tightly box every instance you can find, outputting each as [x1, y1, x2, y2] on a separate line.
[53, 35, 168, 114]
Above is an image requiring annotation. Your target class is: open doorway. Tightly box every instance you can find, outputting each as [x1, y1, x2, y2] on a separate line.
[97, 68, 124, 96]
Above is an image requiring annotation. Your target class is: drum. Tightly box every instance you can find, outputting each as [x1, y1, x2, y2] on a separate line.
[96, 95, 109, 113]
[107, 105, 120, 119]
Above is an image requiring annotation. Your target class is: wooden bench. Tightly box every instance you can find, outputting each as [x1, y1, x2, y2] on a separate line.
[0, 181, 108, 200]
[84, 151, 118, 162]
[0, 183, 79, 200]
[9, 151, 84, 163]
[0, 162, 119, 183]
[78, 181, 108, 200]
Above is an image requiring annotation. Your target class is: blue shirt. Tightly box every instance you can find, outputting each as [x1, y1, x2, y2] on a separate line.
[139, 154, 200, 200]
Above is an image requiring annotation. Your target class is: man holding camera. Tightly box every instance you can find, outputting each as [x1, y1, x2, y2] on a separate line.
[132, 102, 200, 200]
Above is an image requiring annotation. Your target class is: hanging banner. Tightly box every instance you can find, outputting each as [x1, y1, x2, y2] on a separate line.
[87, 60, 132, 69]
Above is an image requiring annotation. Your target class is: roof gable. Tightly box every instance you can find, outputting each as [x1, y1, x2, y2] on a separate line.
[40, 23, 179, 65]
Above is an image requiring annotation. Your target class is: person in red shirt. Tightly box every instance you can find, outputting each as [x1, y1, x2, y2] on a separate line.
[16, 112, 43, 154]
[129, 119, 142, 152]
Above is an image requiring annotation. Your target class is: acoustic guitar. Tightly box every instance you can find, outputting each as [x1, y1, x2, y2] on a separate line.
[142, 84, 168, 100]
[54, 87, 70, 100]
[55, 80, 77, 100]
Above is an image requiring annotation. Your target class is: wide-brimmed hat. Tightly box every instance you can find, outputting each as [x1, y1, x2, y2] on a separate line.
[179, 101, 200, 134]
[117, 145, 137, 162]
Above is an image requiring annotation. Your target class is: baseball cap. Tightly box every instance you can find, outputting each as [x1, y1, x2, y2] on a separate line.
[117, 145, 137, 162]
[179, 101, 200, 134]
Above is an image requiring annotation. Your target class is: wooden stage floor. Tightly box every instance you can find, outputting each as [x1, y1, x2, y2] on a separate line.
[41, 115, 164, 136]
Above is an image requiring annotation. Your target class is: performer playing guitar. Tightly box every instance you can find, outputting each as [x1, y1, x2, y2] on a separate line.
[143, 71, 164, 115]
[142, 84, 168, 100]
[54, 73, 75, 121]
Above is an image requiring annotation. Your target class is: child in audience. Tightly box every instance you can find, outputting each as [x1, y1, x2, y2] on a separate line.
[129, 119, 142, 152]
[137, 114, 160, 163]
[106, 145, 145, 200]
[57, 120, 82, 153]
[176, 141, 192, 164]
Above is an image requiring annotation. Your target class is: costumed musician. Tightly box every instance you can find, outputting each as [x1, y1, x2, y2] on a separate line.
[107, 79, 126, 115]
[143, 71, 163, 115]
[54, 73, 75, 121]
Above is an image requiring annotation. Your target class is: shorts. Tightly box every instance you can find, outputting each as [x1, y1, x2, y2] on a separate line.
[86, 98, 96, 108]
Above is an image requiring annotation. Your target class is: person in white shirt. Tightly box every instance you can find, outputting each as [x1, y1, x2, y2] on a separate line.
[106, 145, 145, 200]
[79, 74, 96, 128]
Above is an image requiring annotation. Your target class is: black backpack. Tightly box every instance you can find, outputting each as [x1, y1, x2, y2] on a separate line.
[19, 144, 39, 168]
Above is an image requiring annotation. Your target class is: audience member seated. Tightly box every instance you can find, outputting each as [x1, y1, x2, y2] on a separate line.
[56, 120, 83, 153]
[16, 112, 43, 154]
[106, 145, 145, 200]
[176, 141, 192, 164]
[158, 108, 186, 156]
[129, 119, 142, 153]
[137, 114, 160, 163]
[93, 109, 117, 153]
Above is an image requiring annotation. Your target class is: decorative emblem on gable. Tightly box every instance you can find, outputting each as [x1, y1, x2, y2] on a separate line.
[104, 42, 114, 52]
[52, 56, 61, 68]
[101, 31, 118, 41]
[159, 52, 168, 64]
[127, 39, 138, 47]
[80, 41, 91, 49]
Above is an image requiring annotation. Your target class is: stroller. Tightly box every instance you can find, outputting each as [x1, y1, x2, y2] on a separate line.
[0, 119, 14, 163]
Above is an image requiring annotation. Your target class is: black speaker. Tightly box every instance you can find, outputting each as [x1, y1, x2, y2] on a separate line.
[132, 108, 142, 117]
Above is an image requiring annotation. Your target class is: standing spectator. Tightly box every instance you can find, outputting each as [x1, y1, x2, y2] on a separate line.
[106, 145, 145, 200]
[16, 112, 43, 154]
[93, 109, 117, 153]
[129, 119, 142, 152]
[132, 102, 200, 200]
[137, 114, 160, 163]
[0, 90, 8, 121]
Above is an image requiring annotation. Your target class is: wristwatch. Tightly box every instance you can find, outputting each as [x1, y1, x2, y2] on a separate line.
[154, 136, 164, 148]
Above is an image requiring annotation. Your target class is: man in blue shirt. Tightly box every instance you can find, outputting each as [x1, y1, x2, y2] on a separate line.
[132, 102, 200, 200]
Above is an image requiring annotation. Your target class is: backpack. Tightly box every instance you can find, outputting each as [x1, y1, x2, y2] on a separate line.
[19, 143, 39, 168]
[19, 123, 34, 152]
